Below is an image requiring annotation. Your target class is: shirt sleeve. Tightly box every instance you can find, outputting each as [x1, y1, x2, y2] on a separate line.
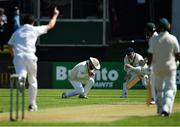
[8, 33, 15, 46]
[173, 36, 180, 54]
[34, 25, 48, 37]
[129, 66, 141, 73]
[148, 37, 154, 54]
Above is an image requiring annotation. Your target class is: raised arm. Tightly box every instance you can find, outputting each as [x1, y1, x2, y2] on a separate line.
[47, 7, 59, 31]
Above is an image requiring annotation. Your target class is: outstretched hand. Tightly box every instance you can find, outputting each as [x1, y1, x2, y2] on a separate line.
[54, 7, 59, 16]
[47, 7, 60, 31]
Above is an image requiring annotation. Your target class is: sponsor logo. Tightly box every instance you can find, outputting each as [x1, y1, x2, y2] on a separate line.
[56, 66, 180, 88]
[56, 66, 119, 88]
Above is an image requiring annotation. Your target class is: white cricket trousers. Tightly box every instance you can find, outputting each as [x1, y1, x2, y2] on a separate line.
[154, 70, 177, 114]
[150, 71, 156, 101]
[66, 77, 95, 97]
[13, 54, 38, 107]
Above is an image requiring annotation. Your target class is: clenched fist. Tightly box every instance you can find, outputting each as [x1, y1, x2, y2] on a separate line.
[53, 7, 59, 16]
[88, 71, 95, 77]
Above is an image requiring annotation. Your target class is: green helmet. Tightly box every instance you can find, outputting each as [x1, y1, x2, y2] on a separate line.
[145, 22, 156, 32]
[157, 18, 170, 30]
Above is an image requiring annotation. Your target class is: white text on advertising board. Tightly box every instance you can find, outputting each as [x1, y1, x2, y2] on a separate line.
[56, 66, 119, 88]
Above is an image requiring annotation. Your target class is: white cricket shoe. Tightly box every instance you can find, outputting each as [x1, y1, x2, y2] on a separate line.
[150, 101, 156, 105]
[150, 98, 156, 105]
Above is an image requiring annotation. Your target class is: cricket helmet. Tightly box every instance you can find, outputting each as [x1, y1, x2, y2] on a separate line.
[157, 18, 170, 30]
[145, 22, 156, 32]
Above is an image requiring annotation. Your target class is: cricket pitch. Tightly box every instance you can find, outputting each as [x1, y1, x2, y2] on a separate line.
[1, 104, 180, 122]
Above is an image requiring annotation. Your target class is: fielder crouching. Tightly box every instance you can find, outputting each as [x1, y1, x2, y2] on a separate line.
[124, 59, 155, 104]
[121, 48, 156, 104]
[62, 57, 100, 99]
[122, 59, 149, 93]
[122, 47, 145, 98]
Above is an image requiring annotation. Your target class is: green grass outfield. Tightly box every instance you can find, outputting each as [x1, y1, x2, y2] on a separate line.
[0, 89, 180, 126]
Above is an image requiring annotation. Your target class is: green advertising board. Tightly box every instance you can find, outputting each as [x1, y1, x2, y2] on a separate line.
[52, 62, 180, 89]
[52, 61, 144, 89]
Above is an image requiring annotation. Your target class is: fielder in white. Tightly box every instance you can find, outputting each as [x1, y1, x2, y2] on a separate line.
[144, 22, 158, 41]
[8, 7, 59, 111]
[144, 22, 158, 104]
[122, 47, 149, 98]
[147, 18, 180, 116]
[62, 57, 100, 99]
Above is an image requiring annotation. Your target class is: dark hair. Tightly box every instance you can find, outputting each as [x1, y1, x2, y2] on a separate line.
[21, 14, 35, 25]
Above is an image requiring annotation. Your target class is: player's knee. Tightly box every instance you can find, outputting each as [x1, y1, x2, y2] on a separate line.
[76, 87, 84, 94]
[28, 77, 37, 84]
[28, 77, 37, 88]
[29, 83, 37, 89]
[142, 75, 149, 88]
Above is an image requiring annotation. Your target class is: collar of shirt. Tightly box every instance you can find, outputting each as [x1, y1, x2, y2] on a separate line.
[128, 52, 135, 61]
[23, 24, 33, 28]
[158, 31, 169, 36]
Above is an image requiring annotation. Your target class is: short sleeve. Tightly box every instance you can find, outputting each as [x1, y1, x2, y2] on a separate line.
[173, 36, 180, 54]
[8, 33, 15, 45]
[34, 25, 48, 36]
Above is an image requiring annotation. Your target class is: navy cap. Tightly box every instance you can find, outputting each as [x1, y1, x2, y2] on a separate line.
[157, 18, 170, 30]
[126, 47, 134, 55]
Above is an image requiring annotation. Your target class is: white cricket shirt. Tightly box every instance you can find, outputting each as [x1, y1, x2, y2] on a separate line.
[8, 24, 48, 59]
[148, 31, 180, 75]
[124, 53, 144, 71]
[69, 61, 94, 82]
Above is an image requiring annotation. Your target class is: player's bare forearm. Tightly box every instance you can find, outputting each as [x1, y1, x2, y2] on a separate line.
[47, 7, 59, 31]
